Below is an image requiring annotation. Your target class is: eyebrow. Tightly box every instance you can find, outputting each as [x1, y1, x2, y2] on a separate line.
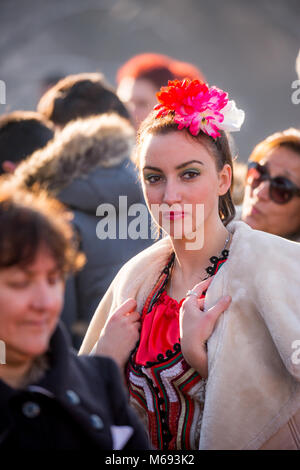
[143, 160, 204, 172]
[265, 162, 294, 178]
[21, 266, 60, 276]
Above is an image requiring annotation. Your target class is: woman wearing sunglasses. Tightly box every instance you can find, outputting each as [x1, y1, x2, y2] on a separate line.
[80, 79, 300, 450]
[242, 128, 300, 240]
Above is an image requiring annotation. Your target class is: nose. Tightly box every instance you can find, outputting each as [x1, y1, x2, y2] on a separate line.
[30, 281, 59, 312]
[253, 180, 270, 201]
[163, 178, 182, 205]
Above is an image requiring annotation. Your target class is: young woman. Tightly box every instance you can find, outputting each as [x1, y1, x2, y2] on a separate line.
[80, 79, 300, 450]
[0, 186, 149, 450]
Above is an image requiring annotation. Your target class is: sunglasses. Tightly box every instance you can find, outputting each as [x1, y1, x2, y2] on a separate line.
[246, 161, 300, 205]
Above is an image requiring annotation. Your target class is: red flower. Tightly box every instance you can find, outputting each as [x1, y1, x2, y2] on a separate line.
[155, 79, 209, 118]
[154, 78, 230, 138]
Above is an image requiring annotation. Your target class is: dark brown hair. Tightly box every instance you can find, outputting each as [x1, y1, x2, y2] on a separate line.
[37, 73, 130, 127]
[136, 111, 236, 225]
[0, 111, 54, 174]
[0, 185, 85, 276]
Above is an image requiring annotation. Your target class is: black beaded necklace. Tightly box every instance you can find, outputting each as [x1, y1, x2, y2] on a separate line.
[148, 232, 231, 313]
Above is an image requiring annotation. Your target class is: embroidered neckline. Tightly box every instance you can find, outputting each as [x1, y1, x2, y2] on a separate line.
[128, 249, 229, 370]
[129, 342, 182, 372]
[147, 249, 229, 314]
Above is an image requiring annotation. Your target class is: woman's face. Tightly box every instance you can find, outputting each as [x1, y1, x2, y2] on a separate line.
[117, 78, 158, 130]
[0, 246, 64, 364]
[139, 131, 231, 240]
[242, 146, 300, 237]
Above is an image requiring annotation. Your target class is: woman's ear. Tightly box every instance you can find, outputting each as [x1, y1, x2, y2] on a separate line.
[2, 160, 17, 173]
[218, 164, 232, 196]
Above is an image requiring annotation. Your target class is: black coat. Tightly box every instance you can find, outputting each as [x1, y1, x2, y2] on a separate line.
[0, 324, 149, 450]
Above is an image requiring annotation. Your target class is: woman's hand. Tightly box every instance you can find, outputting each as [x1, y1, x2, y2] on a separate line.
[95, 298, 140, 370]
[179, 277, 231, 379]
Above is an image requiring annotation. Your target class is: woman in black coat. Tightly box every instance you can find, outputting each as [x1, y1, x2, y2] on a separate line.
[0, 187, 149, 450]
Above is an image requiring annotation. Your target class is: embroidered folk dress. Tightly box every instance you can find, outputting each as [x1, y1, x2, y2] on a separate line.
[126, 249, 229, 450]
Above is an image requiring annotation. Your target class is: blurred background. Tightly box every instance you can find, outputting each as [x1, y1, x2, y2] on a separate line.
[0, 0, 299, 160]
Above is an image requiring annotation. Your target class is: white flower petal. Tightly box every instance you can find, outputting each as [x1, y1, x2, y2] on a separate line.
[219, 100, 245, 132]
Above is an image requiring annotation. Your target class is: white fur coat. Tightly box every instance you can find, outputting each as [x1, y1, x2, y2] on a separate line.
[79, 221, 300, 449]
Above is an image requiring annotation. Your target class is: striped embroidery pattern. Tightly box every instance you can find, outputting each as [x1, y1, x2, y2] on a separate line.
[127, 249, 228, 449]
[128, 350, 205, 449]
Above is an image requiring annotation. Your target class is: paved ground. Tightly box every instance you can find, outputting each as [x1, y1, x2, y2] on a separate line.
[0, 0, 299, 159]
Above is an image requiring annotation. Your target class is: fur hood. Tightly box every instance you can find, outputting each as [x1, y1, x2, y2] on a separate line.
[12, 113, 135, 195]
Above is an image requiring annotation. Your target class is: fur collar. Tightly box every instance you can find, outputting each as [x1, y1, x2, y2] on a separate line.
[12, 113, 135, 193]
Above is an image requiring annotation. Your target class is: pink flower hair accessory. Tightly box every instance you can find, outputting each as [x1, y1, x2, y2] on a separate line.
[154, 79, 245, 139]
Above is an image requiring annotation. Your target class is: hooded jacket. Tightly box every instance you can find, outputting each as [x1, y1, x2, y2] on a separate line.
[79, 221, 300, 450]
[11, 114, 153, 345]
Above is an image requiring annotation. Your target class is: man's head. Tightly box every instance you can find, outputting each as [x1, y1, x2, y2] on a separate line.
[37, 72, 130, 128]
[0, 111, 54, 174]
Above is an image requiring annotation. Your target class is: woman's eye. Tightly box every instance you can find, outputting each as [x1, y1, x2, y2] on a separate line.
[48, 274, 61, 286]
[8, 280, 30, 289]
[181, 170, 200, 180]
[144, 174, 163, 184]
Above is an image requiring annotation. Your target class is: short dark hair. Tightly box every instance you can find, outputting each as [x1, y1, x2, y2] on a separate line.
[0, 111, 54, 173]
[0, 185, 85, 277]
[37, 72, 130, 127]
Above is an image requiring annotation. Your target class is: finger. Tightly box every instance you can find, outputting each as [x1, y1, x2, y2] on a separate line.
[188, 276, 215, 298]
[127, 311, 141, 322]
[197, 297, 205, 310]
[206, 295, 231, 323]
[180, 296, 205, 317]
[115, 298, 137, 317]
[183, 277, 215, 308]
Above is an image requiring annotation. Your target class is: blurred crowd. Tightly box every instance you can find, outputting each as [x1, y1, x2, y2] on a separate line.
[0, 50, 300, 450]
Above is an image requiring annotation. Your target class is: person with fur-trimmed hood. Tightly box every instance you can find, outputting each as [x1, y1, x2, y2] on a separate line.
[8, 113, 152, 348]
